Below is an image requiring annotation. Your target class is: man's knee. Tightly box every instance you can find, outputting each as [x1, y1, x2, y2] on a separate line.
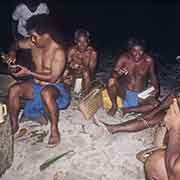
[41, 85, 57, 102]
[8, 84, 21, 98]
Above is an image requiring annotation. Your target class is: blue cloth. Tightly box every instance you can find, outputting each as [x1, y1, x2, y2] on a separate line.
[123, 90, 139, 108]
[24, 81, 70, 119]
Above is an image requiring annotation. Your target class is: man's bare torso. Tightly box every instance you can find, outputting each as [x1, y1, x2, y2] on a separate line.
[68, 46, 95, 75]
[115, 53, 152, 92]
[18, 38, 63, 85]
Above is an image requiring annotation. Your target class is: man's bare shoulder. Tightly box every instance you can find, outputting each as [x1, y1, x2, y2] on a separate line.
[54, 47, 65, 61]
[117, 52, 130, 62]
[144, 54, 154, 64]
[68, 46, 77, 55]
[87, 46, 96, 53]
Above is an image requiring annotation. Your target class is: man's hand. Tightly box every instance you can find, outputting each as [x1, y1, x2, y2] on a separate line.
[11, 65, 31, 77]
[117, 68, 128, 76]
[164, 98, 180, 130]
[69, 61, 88, 72]
[149, 88, 159, 98]
[1, 51, 16, 65]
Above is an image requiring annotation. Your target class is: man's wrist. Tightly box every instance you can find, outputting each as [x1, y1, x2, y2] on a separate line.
[28, 70, 33, 76]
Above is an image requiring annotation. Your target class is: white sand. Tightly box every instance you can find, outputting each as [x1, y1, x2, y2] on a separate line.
[0, 106, 156, 180]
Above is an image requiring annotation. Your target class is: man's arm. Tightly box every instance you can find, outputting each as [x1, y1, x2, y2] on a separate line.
[67, 48, 74, 64]
[7, 38, 33, 62]
[148, 58, 160, 97]
[88, 50, 97, 79]
[166, 129, 180, 179]
[164, 99, 180, 179]
[111, 55, 128, 79]
[29, 49, 65, 83]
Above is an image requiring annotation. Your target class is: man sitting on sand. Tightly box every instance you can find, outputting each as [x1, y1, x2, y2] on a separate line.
[7, 15, 70, 147]
[107, 38, 159, 116]
[144, 97, 180, 180]
[67, 29, 97, 93]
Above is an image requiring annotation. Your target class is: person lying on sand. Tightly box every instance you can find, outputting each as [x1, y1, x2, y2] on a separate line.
[67, 29, 97, 93]
[144, 98, 180, 180]
[99, 88, 180, 136]
[7, 15, 70, 147]
[106, 37, 159, 116]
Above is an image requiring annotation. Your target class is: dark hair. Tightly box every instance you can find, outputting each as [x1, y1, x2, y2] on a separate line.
[74, 29, 90, 42]
[127, 37, 146, 50]
[26, 14, 64, 45]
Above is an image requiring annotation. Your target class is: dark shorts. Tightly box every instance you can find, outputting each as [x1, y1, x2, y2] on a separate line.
[23, 81, 70, 119]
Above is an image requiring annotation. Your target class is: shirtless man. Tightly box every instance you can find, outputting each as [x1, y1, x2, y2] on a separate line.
[67, 29, 97, 92]
[144, 98, 180, 180]
[107, 38, 159, 116]
[7, 15, 70, 146]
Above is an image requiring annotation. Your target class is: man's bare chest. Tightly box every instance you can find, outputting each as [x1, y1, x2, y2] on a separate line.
[125, 61, 150, 77]
[72, 51, 91, 64]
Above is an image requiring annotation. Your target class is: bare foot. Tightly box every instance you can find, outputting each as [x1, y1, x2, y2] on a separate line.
[98, 120, 116, 134]
[107, 106, 117, 116]
[48, 132, 61, 147]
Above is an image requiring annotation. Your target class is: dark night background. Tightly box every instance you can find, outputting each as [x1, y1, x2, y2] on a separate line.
[0, 0, 179, 72]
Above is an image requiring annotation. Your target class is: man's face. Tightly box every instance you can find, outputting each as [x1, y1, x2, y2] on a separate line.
[31, 31, 45, 48]
[130, 45, 144, 62]
[76, 35, 89, 52]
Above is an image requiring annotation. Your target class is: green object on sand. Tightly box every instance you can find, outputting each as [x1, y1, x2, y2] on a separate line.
[40, 150, 74, 171]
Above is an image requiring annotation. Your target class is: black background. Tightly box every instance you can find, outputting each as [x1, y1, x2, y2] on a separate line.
[0, 0, 179, 66]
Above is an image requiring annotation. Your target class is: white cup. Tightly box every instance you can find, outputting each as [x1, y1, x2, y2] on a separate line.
[0, 103, 7, 123]
[74, 78, 82, 94]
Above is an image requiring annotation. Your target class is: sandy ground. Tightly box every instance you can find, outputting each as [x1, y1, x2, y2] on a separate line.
[0, 101, 157, 180]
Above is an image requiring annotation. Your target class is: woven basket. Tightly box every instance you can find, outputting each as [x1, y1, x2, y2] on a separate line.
[79, 87, 103, 120]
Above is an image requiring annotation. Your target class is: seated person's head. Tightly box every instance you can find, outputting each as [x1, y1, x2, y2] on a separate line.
[74, 29, 90, 52]
[26, 14, 62, 47]
[127, 37, 146, 62]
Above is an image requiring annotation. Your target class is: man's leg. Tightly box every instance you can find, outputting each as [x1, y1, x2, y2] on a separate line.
[107, 78, 125, 116]
[102, 111, 166, 134]
[82, 70, 91, 92]
[8, 81, 34, 133]
[122, 98, 160, 115]
[41, 85, 60, 145]
[145, 150, 168, 180]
